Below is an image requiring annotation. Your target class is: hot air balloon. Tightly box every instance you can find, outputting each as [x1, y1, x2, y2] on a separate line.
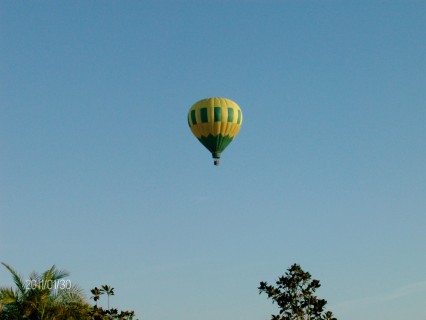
[188, 97, 243, 166]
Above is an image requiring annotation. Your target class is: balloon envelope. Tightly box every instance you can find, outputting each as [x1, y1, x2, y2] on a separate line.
[188, 97, 242, 165]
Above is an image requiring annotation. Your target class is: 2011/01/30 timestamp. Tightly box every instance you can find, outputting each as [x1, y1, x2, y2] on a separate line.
[25, 279, 72, 290]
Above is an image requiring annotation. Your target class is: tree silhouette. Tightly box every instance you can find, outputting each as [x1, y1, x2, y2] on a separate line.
[259, 264, 337, 320]
[90, 285, 136, 319]
[91, 287, 101, 306]
[100, 285, 115, 309]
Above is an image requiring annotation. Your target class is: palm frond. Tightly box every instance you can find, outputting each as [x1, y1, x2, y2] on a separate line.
[0, 287, 19, 304]
[28, 271, 39, 281]
[1, 263, 90, 318]
[1, 262, 26, 296]
[51, 282, 88, 307]
[42, 265, 69, 283]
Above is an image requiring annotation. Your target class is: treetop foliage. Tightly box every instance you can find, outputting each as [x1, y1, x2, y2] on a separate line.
[259, 263, 337, 320]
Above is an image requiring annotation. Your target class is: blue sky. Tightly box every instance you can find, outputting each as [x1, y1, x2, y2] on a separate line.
[1, 1, 425, 319]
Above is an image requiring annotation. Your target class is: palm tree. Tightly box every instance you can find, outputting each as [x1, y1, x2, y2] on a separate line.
[0, 262, 34, 318]
[100, 285, 115, 310]
[91, 287, 102, 307]
[0, 262, 90, 319]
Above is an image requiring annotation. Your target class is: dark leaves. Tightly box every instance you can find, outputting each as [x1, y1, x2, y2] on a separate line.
[259, 263, 337, 320]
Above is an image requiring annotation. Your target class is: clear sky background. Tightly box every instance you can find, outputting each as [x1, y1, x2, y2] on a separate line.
[1, 1, 425, 319]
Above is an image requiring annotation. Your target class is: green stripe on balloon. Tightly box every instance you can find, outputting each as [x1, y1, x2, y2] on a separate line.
[191, 110, 197, 125]
[198, 134, 234, 159]
[214, 107, 222, 122]
[200, 108, 208, 123]
[228, 108, 234, 122]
